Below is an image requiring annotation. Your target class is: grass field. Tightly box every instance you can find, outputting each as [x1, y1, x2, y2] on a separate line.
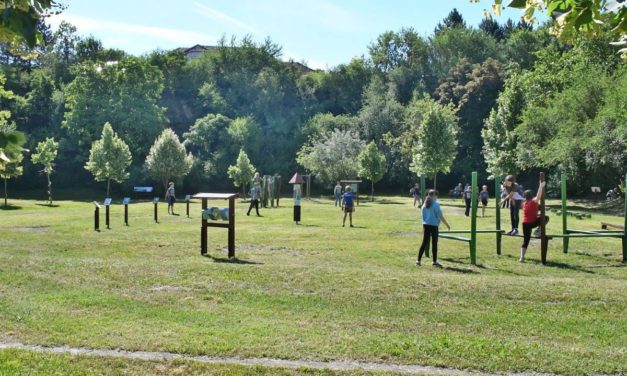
[0, 195, 625, 375]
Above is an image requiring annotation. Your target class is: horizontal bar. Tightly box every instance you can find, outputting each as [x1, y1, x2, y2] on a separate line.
[440, 230, 505, 234]
[439, 234, 471, 242]
[549, 233, 623, 238]
[205, 223, 230, 229]
[568, 230, 625, 235]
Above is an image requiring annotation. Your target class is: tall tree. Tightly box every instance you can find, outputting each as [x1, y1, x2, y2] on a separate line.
[31, 137, 58, 205]
[227, 149, 256, 196]
[85, 123, 132, 197]
[144, 129, 193, 192]
[359, 141, 387, 201]
[407, 99, 458, 189]
[434, 8, 467, 33]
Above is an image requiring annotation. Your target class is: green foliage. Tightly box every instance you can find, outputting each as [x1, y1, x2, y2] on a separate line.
[297, 129, 365, 185]
[407, 99, 458, 188]
[30, 137, 58, 204]
[227, 149, 256, 195]
[0, 0, 60, 57]
[144, 129, 193, 191]
[359, 141, 387, 200]
[84, 123, 132, 197]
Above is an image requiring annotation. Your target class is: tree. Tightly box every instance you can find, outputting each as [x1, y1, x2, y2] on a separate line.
[0, 0, 61, 57]
[85, 123, 132, 197]
[407, 99, 458, 189]
[359, 141, 387, 201]
[435, 8, 467, 33]
[227, 149, 256, 196]
[144, 129, 193, 192]
[296, 129, 365, 185]
[1, 147, 23, 206]
[31, 137, 58, 205]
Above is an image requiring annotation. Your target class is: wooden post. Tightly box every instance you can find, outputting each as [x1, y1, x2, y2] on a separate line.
[105, 205, 110, 229]
[495, 175, 502, 255]
[94, 203, 100, 231]
[228, 197, 235, 258]
[154, 201, 158, 223]
[276, 176, 281, 207]
[540, 172, 549, 264]
[201, 198, 207, 255]
[470, 171, 478, 265]
[124, 204, 128, 226]
[186, 199, 190, 218]
[561, 174, 569, 253]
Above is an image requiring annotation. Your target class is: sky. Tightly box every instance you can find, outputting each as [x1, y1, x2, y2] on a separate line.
[48, 0, 532, 70]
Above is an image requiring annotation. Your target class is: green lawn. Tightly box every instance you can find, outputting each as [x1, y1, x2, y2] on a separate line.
[0, 196, 625, 375]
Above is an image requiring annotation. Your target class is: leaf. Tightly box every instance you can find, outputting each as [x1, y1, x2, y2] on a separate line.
[507, 0, 527, 9]
[574, 9, 593, 29]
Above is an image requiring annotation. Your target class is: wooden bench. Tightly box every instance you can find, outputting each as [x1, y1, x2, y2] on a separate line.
[601, 222, 624, 230]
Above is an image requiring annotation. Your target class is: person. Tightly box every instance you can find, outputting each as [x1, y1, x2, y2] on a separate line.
[452, 183, 463, 199]
[479, 185, 489, 217]
[334, 181, 342, 207]
[416, 190, 451, 267]
[606, 189, 615, 201]
[247, 184, 261, 216]
[502, 175, 524, 235]
[165, 181, 176, 215]
[463, 184, 472, 217]
[412, 183, 422, 207]
[341, 185, 356, 227]
[519, 183, 549, 262]
[500, 184, 509, 209]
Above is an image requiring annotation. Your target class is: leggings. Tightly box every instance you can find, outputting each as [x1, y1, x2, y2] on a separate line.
[464, 197, 471, 216]
[417, 225, 439, 262]
[522, 216, 550, 248]
[510, 200, 522, 229]
[247, 199, 260, 215]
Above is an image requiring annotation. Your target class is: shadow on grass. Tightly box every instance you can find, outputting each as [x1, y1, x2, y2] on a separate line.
[202, 254, 264, 265]
[0, 205, 22, 210]
[299, 224, 321, 227]
[442, 265, 479, 274]
[376, 199, 404, 205]
[34, 203, 60, 208]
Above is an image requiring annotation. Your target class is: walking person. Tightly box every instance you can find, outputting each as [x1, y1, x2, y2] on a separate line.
[165, 182, 177, 215]
[247, 184, 261, 216]
[479, 185, 489, 217]
[416, 190, 451, 267]
[334, 181, 343, 207]
[463, 184, 472, 217]
[412, 183, 422, 207]
[519, 182, 549, 262]
[341, 185, 356, 227]
[502, 175, 524, 235]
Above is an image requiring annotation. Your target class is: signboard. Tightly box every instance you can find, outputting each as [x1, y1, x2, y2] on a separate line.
[134, 186, 153, 193]
[123, 197, 130, 205]
[202, 207, 229, 221]
[104, 198, 112, 206]
[153, 197, 160, 204]
[350, 184, 358, 193]
[185, 194, 191, 201]
[293, 184, 302, 206]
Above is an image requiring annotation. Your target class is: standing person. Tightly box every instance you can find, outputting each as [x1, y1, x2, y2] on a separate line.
[479, 185, 489, 217]
[519, 182, 549, 262]
[165, 182, 176, 215]
[502, 175, 524, 235]
[463, 184, 472, 217]
[247, 184, 261, 216]
[412, 183, 422, 207]
[500, 183, 509, 209]
[334, 181, 343, 207]
[341, 185, 356, 227]
[416, 190, 451, 267]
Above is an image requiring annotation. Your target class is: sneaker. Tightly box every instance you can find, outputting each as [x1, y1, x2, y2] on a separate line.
[342, 224, 345, 227]
[511, 228, 519, 236]
[432, 262, 442, 267]
[350, 224, 354, 228]
[415, 260, 421, 266]
[534, 228, 541, 237]
[519, 257, 525, 262]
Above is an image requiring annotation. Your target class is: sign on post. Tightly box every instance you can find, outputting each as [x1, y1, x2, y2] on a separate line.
[104, 198, 112, 206]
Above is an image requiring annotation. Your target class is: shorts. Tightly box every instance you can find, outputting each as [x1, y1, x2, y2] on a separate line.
[344, 205, 354, 213]
[168, 196, 175, 205]
[481, 198, 488, 206]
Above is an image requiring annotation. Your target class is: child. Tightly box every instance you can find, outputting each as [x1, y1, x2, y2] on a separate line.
[519, 182, 549, 262]
[479, 185, 489, 217]
[341, 185, 355, 227]
[502, 175, 524, 235]
[412, 183, 422, 207]
[165, 182, 176, 215]
[463, 184, 472, 217]
[417, 190, 451, 267]
[334, 181, 342, 207]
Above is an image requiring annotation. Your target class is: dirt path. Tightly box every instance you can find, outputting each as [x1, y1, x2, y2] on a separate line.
[0, 341, 557, 375]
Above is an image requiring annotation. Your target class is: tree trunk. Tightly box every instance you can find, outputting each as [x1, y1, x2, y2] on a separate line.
[371, 181, 375, 202]
[433, 173, 437, 191]
[3, 177, 7, 207]
[47, 171, 52, 205]
[106, 178, 111, 198]
[242, 183, 247, 198]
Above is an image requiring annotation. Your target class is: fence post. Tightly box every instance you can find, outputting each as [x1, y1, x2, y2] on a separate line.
[495, 175, 502, 255]
[470, 172, 478, 265]
[561, 174, 569, 253]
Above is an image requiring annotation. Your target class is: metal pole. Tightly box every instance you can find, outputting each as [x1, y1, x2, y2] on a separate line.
[495, 175, 502, 255]
[201, 198, 207, 255]
[561, 174, 569, 253]
[420, 175, 426, 199]
[470, 171, 477, 265]
[540, 172, 548, 264]
[228, 197, 235, 258]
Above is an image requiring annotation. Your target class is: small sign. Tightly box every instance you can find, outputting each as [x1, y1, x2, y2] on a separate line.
[123, 197, 130, 205]
[153, 197, 160, 204]
[185, 194, 191, 201]
[591, 187, 601, 193]
[104, 198, 112, 206]
[134, 186, 153, 193]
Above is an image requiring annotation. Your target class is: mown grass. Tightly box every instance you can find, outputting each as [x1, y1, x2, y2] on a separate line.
[0, 196, 625, 375]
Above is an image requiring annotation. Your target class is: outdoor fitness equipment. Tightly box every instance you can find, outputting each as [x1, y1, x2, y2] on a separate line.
[261, 174, 281, 208]
[289, 172, 304, 224]
[193, 193, 237, 258]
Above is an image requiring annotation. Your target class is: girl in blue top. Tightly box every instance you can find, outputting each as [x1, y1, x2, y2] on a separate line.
[417, 190, 450, 267]
[341, 185, 356, 227]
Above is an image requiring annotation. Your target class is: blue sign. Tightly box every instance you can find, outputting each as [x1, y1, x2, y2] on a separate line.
[134, 186, 153, 193]
[123, 197, 130, 205]
[153, 197, 160, 204]
[104, 198, 112, 206]
[185, 194, 191, 201]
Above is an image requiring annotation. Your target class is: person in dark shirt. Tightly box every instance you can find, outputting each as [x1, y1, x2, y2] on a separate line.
[341, 185, 356, 227]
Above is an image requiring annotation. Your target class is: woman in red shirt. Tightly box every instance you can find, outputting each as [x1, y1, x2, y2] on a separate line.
[520, 181, 549, 262]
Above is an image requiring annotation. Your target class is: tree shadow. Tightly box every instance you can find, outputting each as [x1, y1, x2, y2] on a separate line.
[34, 203, 60, 208]
[0, 205, 22, 210]
[202, 254, 264, 265]
[376, 199, 404, 205]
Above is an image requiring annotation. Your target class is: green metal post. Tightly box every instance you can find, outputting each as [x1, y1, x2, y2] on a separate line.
[623, 172, 626, 262]
[470, 171, 478, 264]
[561, 174, 569, 253]
[495, 175, 502, 255]
[420, 175, 429, 258]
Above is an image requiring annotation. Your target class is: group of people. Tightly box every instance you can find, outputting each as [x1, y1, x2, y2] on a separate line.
[415, 174, 549, 266]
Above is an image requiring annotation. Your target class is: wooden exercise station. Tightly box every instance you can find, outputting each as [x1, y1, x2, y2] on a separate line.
[193, 193, 237, 258]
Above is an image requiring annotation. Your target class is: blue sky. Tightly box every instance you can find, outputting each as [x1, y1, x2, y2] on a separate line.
[49, 1, 531, 70]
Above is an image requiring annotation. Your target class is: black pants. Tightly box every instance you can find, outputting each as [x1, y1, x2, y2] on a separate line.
[417, 225, 439, 262]
[465, 197, 471, 216]
[522, 216, 550, 248]
[510, 200, 522, 229]
[247, 199, 260, 216]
